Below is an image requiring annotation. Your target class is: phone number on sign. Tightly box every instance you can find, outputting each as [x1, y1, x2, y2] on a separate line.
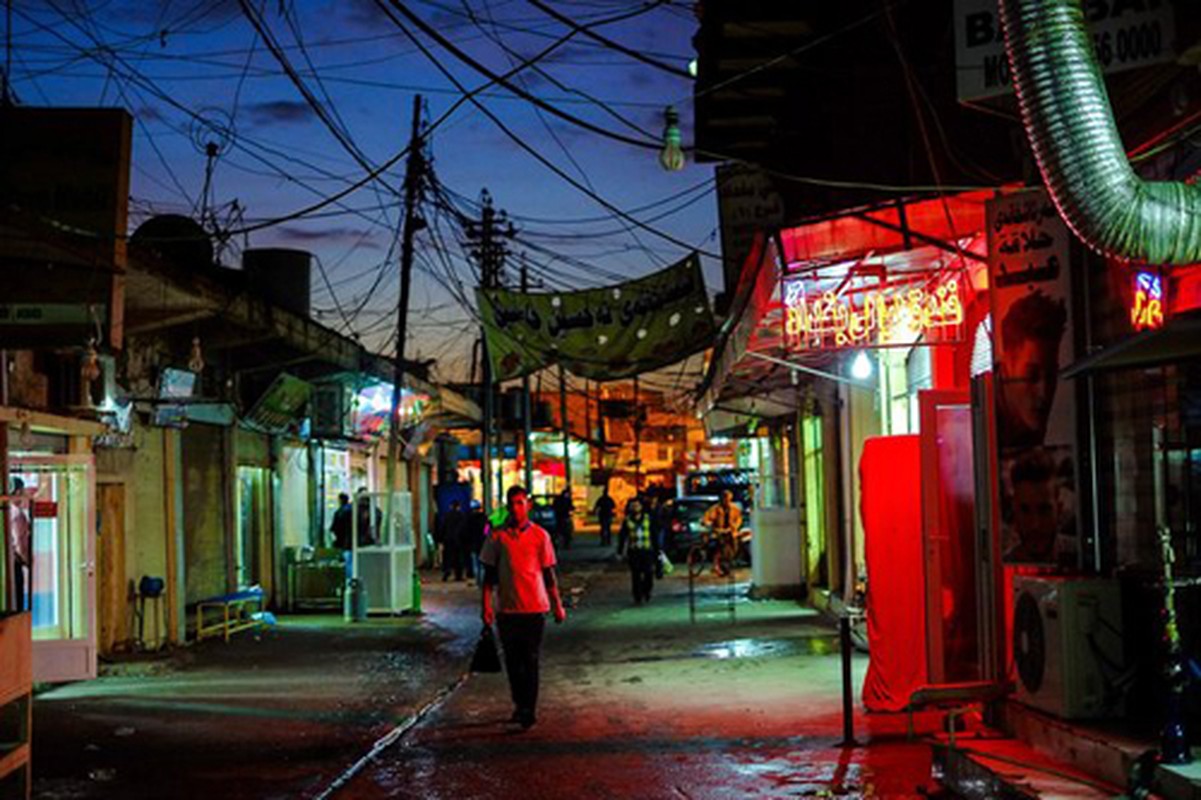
[1092, 21, 1164, 69]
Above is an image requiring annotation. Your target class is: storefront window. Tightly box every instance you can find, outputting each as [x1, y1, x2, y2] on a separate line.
[10, 461, 90, 643]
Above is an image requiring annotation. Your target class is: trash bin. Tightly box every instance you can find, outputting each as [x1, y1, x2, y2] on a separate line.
[343, 577, 367, 622]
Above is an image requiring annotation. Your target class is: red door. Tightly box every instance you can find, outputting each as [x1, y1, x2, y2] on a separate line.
[919, 390, 981, 684]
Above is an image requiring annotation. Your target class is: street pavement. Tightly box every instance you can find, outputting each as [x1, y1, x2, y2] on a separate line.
[342, 543, 945, 799]
[31, 540, 948, 799]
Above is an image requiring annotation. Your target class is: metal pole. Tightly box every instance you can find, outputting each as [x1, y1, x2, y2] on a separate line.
[633, 376, 642, 491]
[479, 197, 495, 518]
[1154, 422, 1191, 764]
[385, 94, 424, 550]
[839, 614, 857, 747]
[519, 258, 534, 493]
[688, 555, 696, 624]
[560, 364, 571, 494]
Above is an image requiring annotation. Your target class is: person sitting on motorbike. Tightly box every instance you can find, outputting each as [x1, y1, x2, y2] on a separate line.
[701, 490, 742, 577]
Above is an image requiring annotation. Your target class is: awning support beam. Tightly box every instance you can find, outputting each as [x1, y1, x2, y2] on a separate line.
[850, 211, 988, 264]
[746, 350, 875, 390]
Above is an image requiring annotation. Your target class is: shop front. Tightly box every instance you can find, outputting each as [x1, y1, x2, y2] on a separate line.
[2, 409, 104, 684]
[700, 190, 1003, 700]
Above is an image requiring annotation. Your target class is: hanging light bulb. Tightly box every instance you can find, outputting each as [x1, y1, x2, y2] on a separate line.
[659, 106, 686, 172]
[81, 339, 102, 383]
[851, 351, 873, 381]
[188, 336, 205, 373]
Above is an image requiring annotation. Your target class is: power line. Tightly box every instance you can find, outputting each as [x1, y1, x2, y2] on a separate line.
[525, 0, 691, 79]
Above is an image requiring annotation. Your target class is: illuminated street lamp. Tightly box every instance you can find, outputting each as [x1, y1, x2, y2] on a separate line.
[659, 106, 685, 172]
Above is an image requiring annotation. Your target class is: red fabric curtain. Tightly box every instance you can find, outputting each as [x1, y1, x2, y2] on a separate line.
[860, 434, 927, 712]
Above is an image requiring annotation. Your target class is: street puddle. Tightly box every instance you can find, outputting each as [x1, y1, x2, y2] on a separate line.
[693, 636, 836, 660]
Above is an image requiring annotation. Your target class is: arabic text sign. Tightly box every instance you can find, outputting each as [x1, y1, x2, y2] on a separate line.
[988, 193, 1070, 290]
[782, 278, 964, 351]
[954, 0, 1176, 102]
[477, 254, 715, 381]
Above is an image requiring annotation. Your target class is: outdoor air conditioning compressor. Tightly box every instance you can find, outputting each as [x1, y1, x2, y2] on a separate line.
[1012, 576, 1124, 719]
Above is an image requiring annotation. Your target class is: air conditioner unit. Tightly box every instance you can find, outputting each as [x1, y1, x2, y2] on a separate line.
[1013, 576, 1124, 719]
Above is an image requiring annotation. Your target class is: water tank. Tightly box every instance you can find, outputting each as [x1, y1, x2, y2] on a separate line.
[131, 215, 213, 270]
[242, 248, 312, 316]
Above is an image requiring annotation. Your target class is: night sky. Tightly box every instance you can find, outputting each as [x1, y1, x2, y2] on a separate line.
[7, 0, 716, 391]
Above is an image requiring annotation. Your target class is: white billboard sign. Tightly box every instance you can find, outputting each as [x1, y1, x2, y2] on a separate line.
[954, 0, 1176, 103]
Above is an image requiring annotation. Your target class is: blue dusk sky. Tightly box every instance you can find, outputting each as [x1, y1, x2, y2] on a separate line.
[7, 0, 718, 392]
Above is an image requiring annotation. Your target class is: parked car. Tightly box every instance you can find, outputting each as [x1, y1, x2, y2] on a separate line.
[662, 494, 721, 560]
[529, 494, 558, 532]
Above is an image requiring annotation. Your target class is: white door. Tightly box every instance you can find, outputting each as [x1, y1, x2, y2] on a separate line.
[11, 455, 97, 682]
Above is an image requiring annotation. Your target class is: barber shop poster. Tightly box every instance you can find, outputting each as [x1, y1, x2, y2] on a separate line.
[986, 190, 1079, 567]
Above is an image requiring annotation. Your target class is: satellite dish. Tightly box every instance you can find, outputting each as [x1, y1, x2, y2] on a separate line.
[131, 214, 214, 271]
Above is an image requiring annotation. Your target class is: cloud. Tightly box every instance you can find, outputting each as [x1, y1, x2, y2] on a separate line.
[136, 105, 166, 123]
[244, 100, 315, 126]
[276, 225, 384, 250]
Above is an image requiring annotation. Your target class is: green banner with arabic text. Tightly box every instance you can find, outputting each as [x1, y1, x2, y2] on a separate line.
[477, 254, 715, 381]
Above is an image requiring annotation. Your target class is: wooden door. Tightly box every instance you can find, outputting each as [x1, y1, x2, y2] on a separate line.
[97, 484, 126, 655]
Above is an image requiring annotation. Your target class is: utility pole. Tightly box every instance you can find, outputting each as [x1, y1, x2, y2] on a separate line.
[385, 94, 425, 551]
[468, 190, 514, 516]
[559, 364, 571, 496]
[521, 257, 534, 493]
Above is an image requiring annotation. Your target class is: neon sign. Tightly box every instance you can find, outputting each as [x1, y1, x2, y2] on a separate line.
[783, 279, 964, 351]
[1130, 271, 1164, 332]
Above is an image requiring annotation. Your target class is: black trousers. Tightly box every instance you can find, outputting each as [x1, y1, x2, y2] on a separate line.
[442, 539, 463, 580]
[599, 519, 613, 546]
[628, 548, 656, 603]
[497, 613, 546, 715]
[13, 558, 27, 613]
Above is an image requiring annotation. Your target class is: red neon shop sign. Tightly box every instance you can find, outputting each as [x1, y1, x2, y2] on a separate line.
[783, 276, 964, 351]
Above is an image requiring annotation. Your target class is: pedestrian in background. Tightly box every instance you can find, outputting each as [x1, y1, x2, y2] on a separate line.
[465, 500, 487, 585]
[330, 491, 354, 581]
[8, 478, 31, 613]
[480, 485, 567, 729]
[617, 497, 656, 605]
[552, 488, 574, 550]
[441, 500, 466, 582]
[593, 487, 616, 547]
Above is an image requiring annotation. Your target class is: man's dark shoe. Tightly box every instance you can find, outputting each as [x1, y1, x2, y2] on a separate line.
[519, 711, 536, 730]
[508, 709, 523, 724]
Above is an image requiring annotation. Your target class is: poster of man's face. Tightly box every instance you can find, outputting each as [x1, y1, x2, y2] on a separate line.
[1000, 448, 1078, 566]
[996, 289, 1068, 449]
[986, 190, 1080, 567]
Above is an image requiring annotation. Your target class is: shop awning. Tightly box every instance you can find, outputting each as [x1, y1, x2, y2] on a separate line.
[1063, 310, 1201, 378]
[696, 191, 992, 426]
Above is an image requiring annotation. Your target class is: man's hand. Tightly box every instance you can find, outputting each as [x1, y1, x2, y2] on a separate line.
[482, 606, 495, 626]
[552, 603, 567, 624]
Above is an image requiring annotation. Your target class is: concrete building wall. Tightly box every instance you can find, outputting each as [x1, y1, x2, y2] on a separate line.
[182, 424, 228, 604]
[126, 425, 169, 590]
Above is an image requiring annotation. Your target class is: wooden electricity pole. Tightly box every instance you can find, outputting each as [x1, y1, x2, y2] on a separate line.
[384, 94, 425, 545]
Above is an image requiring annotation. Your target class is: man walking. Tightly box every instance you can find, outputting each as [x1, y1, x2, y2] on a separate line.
[617, 497, 656, 605]
[480, 486, 567, 729]
[441, 500, 466, 582]
[592, 487, 616, 547]
[330, 492, 354, 581]
[552, 488, 574, 550]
